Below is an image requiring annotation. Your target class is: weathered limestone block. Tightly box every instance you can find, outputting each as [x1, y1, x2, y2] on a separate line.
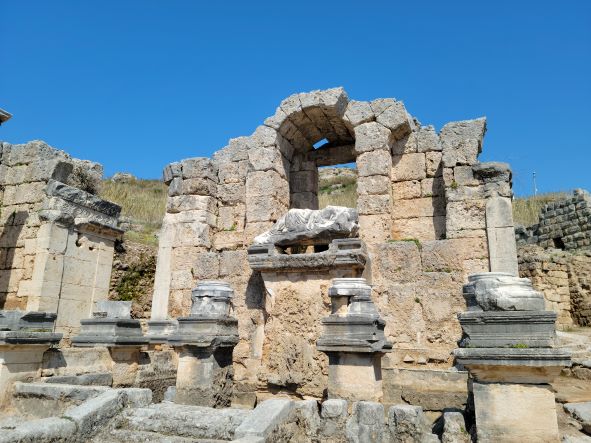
[472, 161, 512, 183]
[391, 153, 426, 182]
[442, 411, 470, 443]
[392, 197, 446, 220]
[358, 214, 391, 244]
[320, 398, 348, 438]
[247, 145, 288, 178]
[346, 401, 386, 443]
[353, 122, 392, 153]
[166, 195, 217, 214]
[181, 177, 217, 196]
[217, 182, 246, 205]
[162, 162, 181, 185]
[290, 170, 318, 193]
[392, 180, 421, 200]
[180, 157, 218, 181]
[357, 194, 392, 215]
[440, 117, 486, 167]
[343, 100, 374, 129]
[374, 99, 414, 140]
[357, 175, 391, 195]
[446, 200, 486, 233]
[417, 125, 441, 153]
[392, 132, 418, 155]
[472, 382, 560, 443]
[382, 367, 469, 412]
[387, 404, 433, 443]
[357, 150, 392, 177]
[426, 151, 443, 177]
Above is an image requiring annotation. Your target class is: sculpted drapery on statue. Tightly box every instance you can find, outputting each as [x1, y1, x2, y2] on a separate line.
[253, 206, 359, 246]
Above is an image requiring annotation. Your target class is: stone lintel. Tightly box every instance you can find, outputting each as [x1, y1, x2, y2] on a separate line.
[248, 238, 367, 273]
[74, 220, 124, 239]
[71, 318, 148, 347]
[458, 311, 557, 348]
[0, 310, 57, 332]
[40, 179, 122, 230]
[0, 331, 62, 347]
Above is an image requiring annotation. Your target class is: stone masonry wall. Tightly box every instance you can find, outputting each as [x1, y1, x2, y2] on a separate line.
[518, 245, 591, 327]
[0, 140, 121, 337]
[151, 88, 518, 401]
[517, 189, 591, 250]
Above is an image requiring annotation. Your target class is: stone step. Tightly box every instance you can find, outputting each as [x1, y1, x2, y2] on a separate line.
[97, 429, 227, 443]
[118, 402, 251, 441]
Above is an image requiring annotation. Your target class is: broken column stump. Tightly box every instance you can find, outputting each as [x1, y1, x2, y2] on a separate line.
[167, 281, 239, 407]
[317, 278, 392, 402]
[454, 272, 571, 443]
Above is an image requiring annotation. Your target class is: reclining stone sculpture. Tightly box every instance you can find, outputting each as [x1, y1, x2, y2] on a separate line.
[253, 205, 359, 247]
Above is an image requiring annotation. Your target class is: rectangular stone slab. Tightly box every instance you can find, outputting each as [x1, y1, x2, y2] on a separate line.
[472, 382, 560, 443]
[458, 311, 557, 348]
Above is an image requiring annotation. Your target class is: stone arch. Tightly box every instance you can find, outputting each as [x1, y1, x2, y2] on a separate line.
[244, 87, 416, 245]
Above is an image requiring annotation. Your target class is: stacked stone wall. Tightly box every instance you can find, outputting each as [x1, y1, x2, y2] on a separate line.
[152, 88, 518, 401]
[518, 245, 591, 327]
[0, 140, 121, 336]
[517, 189, 591, 250]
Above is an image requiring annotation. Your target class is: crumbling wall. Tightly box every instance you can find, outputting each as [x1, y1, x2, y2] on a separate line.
[518, 245, 591, 327]
[0, 140, 121, 337]
[151, 88, 517, 401]
[517, 189, 591, 250]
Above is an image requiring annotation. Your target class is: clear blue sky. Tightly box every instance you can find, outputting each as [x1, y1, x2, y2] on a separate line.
[2, 1, 590, 196]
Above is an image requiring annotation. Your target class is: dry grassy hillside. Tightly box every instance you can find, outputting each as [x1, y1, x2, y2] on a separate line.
[100, 178, 167, 246]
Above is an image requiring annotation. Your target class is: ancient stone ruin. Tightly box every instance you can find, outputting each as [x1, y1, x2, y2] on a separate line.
[0, 90, 588, 442]
[517, 189, 591, 250]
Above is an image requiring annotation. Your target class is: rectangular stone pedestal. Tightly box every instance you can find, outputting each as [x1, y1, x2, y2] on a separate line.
[175, 347, 234, 407]
[472, 382, 560, 443]
[327, 353, 382, 402]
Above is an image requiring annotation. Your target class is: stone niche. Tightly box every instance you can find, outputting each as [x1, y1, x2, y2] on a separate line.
[0, 141, 122, 338]
[150, 87, 518, 404]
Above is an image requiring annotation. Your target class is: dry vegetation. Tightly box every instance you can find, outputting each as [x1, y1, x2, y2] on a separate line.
[100, 179, 167, 245]
[318, 174, 357, 208]
[512, 192, 569, 226]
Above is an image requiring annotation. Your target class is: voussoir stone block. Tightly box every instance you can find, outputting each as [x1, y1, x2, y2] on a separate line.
[344, 100, 374, 129]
